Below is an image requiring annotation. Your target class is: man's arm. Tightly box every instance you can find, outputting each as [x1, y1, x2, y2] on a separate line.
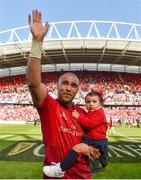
[26, 10, 49, 107]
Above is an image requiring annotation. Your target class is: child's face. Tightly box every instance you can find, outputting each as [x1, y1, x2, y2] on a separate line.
[85, 95, 101, 112]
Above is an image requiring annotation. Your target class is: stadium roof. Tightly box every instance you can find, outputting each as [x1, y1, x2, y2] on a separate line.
[0, 20, 141, 74]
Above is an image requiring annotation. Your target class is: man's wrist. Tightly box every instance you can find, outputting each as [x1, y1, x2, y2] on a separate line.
[29, 40, 43, 59]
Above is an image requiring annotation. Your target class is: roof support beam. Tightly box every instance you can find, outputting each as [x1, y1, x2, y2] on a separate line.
[60, 40, 70, 63]
[98, 40, 108, 63]
[112, 41, 131, 64]
[42, 49, 54, 64]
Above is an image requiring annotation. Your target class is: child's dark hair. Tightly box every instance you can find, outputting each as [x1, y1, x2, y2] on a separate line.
[85, 91, 104, 106]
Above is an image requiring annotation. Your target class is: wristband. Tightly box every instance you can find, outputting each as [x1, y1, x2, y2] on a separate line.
[29, 40, 43, 59]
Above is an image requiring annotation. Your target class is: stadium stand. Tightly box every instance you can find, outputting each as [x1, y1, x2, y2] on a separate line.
[0, 21, 141, 126]
[0, 71, 141, 126]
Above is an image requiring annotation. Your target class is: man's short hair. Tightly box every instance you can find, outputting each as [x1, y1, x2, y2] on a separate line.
[58, 72, 80, 86]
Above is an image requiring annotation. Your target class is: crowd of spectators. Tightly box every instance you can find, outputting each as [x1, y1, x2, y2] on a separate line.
[0, 105, 38, 122]
[0, 71, 141, 125]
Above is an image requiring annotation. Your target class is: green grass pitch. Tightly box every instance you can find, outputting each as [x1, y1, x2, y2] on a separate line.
[0, 124, 141, 179]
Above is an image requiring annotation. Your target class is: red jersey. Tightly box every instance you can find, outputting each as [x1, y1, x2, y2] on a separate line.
[37, 94, 91, 179]
[77, 107, 108, 140]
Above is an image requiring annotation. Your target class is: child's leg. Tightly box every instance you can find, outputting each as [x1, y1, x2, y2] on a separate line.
[61, 143, 89, 171]
[60, 149, 78, 171]
[99, 155, 108, 168]
[99, 140, 108, 168]
[89, 139, 108, 172]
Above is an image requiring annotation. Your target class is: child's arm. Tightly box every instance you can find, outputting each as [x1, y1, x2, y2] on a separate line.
[77, 111, 105, 130]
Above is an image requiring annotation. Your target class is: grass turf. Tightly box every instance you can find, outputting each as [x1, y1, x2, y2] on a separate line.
[0, 124, 141, 179]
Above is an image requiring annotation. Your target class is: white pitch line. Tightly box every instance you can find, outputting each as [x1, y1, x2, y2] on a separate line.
[115, 131, 141, 143]
[0, 134, 13, 139]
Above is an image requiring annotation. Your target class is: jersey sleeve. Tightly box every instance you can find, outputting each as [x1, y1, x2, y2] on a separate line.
[77, 110, 105, 130]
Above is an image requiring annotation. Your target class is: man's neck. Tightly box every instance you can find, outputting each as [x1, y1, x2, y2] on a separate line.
[57, 99, 72, 108]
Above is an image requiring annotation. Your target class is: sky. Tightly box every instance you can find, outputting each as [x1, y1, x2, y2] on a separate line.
[0, 0, 141, 31]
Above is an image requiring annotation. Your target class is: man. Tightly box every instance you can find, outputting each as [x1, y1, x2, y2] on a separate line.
[26, 10, 100, 179]
[136, 113, 140, 128]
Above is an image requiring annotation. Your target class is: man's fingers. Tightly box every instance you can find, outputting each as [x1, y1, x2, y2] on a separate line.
[32, 10, 36, 23]
[35, 10, 38, 22]
[87, 153, 95, 161]
[36, 10, 41, 23]
[88, 146, 101, 161]
[91, 148, 100, 159]
[28, 14, 31, 25]
[32, 9, 40, 23]
[38, 12, 42, 22]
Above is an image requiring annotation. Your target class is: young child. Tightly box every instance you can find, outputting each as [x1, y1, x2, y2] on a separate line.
[43, 90, 109, 177]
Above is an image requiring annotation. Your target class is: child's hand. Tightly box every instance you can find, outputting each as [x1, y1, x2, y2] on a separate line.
[72, 110, 80, 119]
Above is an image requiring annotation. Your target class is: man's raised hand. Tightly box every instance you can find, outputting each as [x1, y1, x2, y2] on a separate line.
[28, 10, 49, 41]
